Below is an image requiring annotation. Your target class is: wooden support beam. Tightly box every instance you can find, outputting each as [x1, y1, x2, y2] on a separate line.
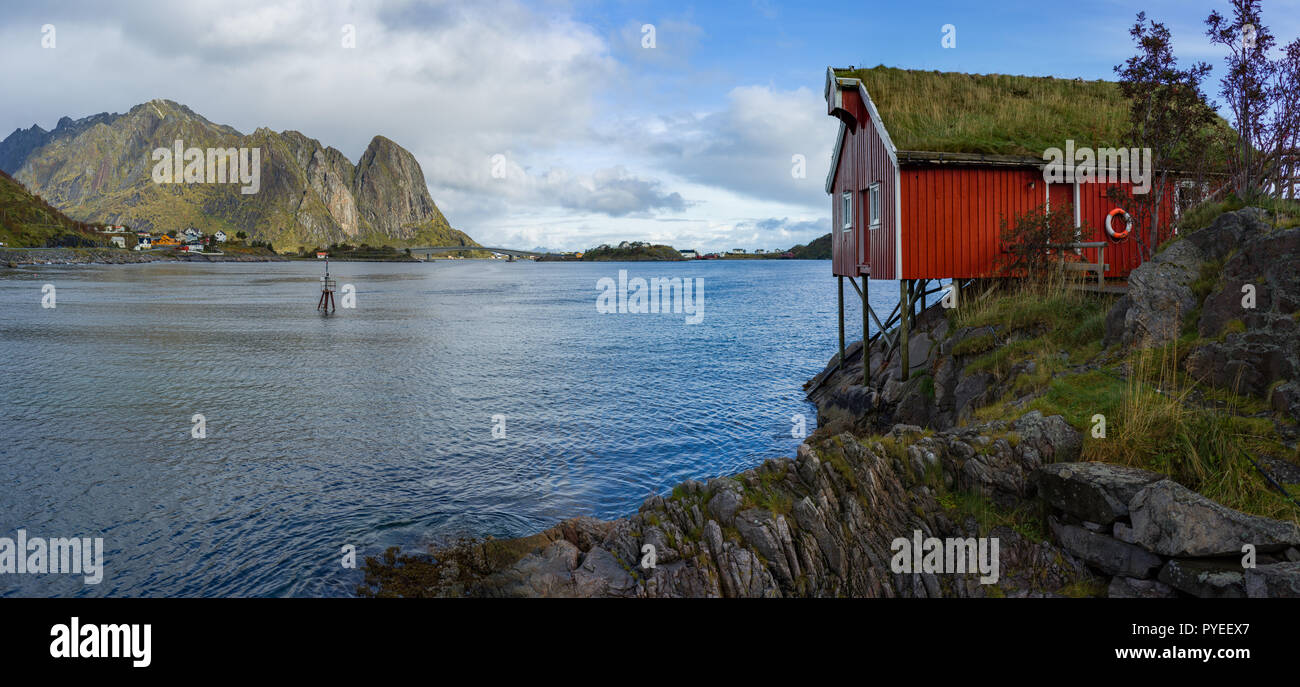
[837, 276, 845, 370]
[846, 275, 863, 298]
[861, 276, 869, 387]
[870, 300, 899, 348]
[899, 280, 910, 381]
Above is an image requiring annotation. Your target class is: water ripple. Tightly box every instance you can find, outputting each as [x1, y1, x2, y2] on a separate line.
[0, 259, 896, 596]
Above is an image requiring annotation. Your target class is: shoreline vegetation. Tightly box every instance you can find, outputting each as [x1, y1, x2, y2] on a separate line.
[554, 233, 834, 262]
[1, 245, 285, 266]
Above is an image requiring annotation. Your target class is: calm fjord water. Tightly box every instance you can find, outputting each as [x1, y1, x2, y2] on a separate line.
[0, 259, 902, 596]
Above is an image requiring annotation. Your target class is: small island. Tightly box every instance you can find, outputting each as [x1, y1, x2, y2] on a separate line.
[580, 241, 684, 261]
[552, 234, 833, 262]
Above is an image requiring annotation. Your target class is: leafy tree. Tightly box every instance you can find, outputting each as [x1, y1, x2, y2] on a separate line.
[998, 204, 1085, 281]
[1111, 12, 1218, 258]
[1205, 0, 1300, 200]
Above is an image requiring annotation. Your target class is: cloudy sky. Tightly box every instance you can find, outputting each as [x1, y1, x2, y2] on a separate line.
[3, 0, 1298, 252]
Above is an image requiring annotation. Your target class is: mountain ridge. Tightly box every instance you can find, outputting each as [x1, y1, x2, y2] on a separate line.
[0, 100, 478, 251]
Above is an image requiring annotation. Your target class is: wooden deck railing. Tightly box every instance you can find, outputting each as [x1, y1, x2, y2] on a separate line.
[1047, 241, 1108, 288]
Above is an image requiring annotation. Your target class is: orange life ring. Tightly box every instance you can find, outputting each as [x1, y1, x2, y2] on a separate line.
[1106, 208, 1132, 240]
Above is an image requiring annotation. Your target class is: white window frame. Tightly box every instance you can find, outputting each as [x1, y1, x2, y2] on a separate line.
[841, 192, 852, 232]
[868, 183, 881, 230]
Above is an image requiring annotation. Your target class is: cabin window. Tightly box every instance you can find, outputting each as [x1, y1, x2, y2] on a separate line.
[841, 193, 852, 231]
[868, 183, 881, 229]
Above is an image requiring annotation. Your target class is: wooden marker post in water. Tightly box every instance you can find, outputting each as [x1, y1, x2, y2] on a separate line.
[318, 256, 337, 314]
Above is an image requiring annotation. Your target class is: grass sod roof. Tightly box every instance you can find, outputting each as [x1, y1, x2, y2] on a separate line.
[834, 65, 1142, 158]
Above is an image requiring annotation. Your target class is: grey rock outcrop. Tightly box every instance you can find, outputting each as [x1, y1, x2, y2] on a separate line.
[1127, 479, 1300, 557]
[1185, 225, 1300, 416]
[1107, 576, 1178, 598]
[1103, 208, 1300, 421]
[1158, 558, 1247, 598]
[1050, 518, 1164, 578]
[1105, 208, 1259, 348]
[1034, 462, 1164, 525]
[1243, 562, 1300, 598]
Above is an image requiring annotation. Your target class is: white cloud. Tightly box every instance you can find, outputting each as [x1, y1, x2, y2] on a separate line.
[627, 84, 837, 208]
[0, 0, 837, 253]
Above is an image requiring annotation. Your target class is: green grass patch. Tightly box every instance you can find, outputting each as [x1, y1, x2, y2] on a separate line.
[1085, 350, 1298, 523]
[952, 333, 996, 356]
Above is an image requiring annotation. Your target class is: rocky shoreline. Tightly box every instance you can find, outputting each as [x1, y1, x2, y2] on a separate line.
[357, 208, 1300, 598]
[358, 410, 1300, 598]
[0, 247, 287, 266]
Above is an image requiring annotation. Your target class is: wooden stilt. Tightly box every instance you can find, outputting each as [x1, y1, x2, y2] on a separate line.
[837, 276, 845, 370]
[861, 276, 869, 387]
[899, 280, 910, 381]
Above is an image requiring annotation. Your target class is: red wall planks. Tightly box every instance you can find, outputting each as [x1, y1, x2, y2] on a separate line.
[895, 165, 1175, 279]
[900, 166, 1041, 279]
[829, 87, 897, 279]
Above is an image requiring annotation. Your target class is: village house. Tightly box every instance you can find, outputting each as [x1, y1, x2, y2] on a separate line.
[680, 249, 699, 259]
[214, 230, 227, 243]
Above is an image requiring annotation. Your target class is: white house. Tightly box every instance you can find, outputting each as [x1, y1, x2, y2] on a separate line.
[109, 236, 126, 248]
[183, 228, 201, 241]
[214, 230, 227, 243]
[680, 249, 698, 259]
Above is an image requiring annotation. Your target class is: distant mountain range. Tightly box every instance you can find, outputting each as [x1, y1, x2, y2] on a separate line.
[0, 99, 480, 251]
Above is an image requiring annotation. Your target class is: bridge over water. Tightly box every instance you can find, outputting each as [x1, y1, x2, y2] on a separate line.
[408, 246, 556, 260]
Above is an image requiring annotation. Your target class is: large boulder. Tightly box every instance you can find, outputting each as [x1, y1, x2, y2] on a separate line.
[1115, 238, 1204, 347]
[1127, 479, 1300, 557]
[1157, 558, 1247, 598]
[1185, 226, 1300, 418]
[1049, 519, 1164, 578]
[1106, 208, 1264, 349]
[1244, 562, 1300, 598]
[1012, 411, 1083, 466]
[1033, 462, 1164, 525]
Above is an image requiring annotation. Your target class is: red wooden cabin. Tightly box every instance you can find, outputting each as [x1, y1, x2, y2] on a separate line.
[821, 66, 1195, 387]
[825, 66, 1181, 281]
